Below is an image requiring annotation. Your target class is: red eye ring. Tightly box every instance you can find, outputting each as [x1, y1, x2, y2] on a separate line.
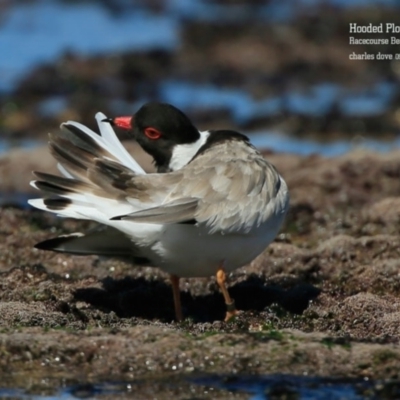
[144, 127, 162, 140]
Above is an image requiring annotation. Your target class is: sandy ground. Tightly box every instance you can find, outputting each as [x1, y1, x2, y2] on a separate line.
[1, 146, 400, 397]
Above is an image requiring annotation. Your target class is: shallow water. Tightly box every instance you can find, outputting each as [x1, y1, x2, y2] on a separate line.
[248, 130, 400, 156]
[1, 0, 399, 122]
[2, 0, 400, 162]
[0, 131, 399, 158]
[5, 0, 388, 92]
[0, 1, 178, 92]
[159, 80, 397, 122]
[0, 374, 398, 399]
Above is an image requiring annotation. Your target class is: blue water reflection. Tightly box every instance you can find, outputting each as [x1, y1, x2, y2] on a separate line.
[0, 1, 178, 92]
[1, 0, 400, 156]
[248, 131, 400, 156]
[339, 82, 397, 116]
[0, 131, 399, 158]
[195, 375, 375, 400]
[1, 0, 399, 96]
[160, 80, 396, 122]
[0, 374, 394, 399]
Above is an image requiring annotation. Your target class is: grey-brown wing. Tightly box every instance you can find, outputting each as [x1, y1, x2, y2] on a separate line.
[176, 141, 282, 232]
[121, 141, 282, 233]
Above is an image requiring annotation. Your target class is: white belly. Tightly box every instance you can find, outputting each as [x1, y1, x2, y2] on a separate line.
[151, 211, 285, 277]
[125, 175, 289, 278]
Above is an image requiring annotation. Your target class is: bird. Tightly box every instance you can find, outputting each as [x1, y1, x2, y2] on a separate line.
[28, 102, 290, 322]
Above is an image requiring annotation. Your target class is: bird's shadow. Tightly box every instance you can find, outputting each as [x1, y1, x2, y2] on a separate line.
[73, 275, 320, 322]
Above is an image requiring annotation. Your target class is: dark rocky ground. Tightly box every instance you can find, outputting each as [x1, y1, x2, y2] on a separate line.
[1, 144, 400, 397]
[1, 1, 400, 397]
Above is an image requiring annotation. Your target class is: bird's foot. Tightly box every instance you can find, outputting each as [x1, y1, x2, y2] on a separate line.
[224, 299, 240, 321]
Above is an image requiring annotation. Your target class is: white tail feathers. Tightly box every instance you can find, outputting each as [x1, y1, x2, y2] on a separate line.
[29, 112, 148, 223]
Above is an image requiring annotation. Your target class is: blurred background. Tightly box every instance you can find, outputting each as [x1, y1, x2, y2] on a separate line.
[1, 0, 400, 156]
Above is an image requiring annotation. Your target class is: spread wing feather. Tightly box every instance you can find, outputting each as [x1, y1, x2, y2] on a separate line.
[28, 115, 154, 225]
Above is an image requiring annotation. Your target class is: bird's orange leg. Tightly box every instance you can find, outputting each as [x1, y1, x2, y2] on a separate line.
[170, 274, 183, 322]
[216, 265, 238, 321]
